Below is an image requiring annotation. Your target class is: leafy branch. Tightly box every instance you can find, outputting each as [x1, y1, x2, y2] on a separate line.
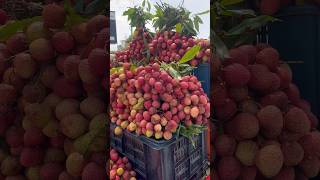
[153, 2, 208, 37]
[177, 124, 207, 148]
[211, 0, 278, 59]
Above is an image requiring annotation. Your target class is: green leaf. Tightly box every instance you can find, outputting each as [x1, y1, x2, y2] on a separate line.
[212, 30, 230, 59]
[142, 0, 146, 7]
[160, 63, 182, 79]
[0, 16, 42, 42]
[226, 15, 279, 36]
[64, 0, 87, 29]
[196, 10, 210, 16]
[176, 23, 182, 33]
[147, 1, 151, 12]
[193, 16, 203, 32]
[178, 45, 201, 64]
[220, 0, 243, 6]
[221, 9, 256, 17]
[84, 0, 107, 15]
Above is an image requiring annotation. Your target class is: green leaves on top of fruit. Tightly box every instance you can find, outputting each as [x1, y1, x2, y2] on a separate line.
[0, 16, 42, 42]
[179, 45, 201, 64]
[153, 2, 207, 36]
[178, 124, 207, 148]
[123, 6, 153, 28]
[160, 62, 195, 79]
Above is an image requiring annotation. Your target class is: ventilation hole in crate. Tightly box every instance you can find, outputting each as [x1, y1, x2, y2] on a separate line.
[190, 150, 202, 174]
[134, 150, 145, 165]
[134, 141, 144, 152]
[174, 146, 188, 164]
[175, 160, 189, 180]
[134, 160, 146, 173]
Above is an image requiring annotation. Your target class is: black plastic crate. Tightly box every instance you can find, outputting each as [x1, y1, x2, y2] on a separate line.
[110, 124, 208, 180]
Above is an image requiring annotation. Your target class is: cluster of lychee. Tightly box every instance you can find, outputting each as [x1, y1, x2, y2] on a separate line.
[0, 3, 107, 180]
[110, 63, 210, 140]
[109, 149, 137, 180]
[212, 44, 320, 179]
[115, 29, 210, 66]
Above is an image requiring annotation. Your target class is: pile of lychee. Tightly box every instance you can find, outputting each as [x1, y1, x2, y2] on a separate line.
[0, 3, 107, 180]
[212, 44, 320, 179]
[110, 62, 210, 140]
[115, 28, 210, 67]
[109, 149, 137, 180]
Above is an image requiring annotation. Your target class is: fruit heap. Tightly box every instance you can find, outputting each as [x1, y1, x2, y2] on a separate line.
[110, 63, 210, 140]
[0, 3, 107, 180]
[109, 149, 137, 180]
[114, 29, 210, 66]
[212, 44, 320, 179]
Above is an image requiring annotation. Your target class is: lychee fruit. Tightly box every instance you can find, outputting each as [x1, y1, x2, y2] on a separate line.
[255, 144, 284, 178]
[222, 63, 251, 87]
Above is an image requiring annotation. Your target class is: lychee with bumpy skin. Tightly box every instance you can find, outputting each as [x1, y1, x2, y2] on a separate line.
[255, 144, 284, 178]
[63, 55, 81, 82]
[212, 83, 228, 107]
[239, 166, 257, 180]
[78, 58, 99, 84]
[298, 131, 320, 157]
[81, 162, 106, 180]
[6, 33, 28, 55]
[52, 31, 74, 54]
[255, 47, 279, 71]
[239, 100, 259, 114]
[224, 48, 249, 66]
[248, 64, 277, 92]
[260, 0, 280, 15]
[86, 15, 108, 36]
[71, 23, 91, 44]
[88, 48, 107, 76]
[0, 83, 16, 104]
[218, 156, 241, 180]
[40, 65, 60, 89]
[231, 113, 259, 140]
[42, 4, 66, 29]
[60, 114, 88, 139]
[55, 98, 79, 121]
[284, 107, 310, 135]
[22, 83, 47, 103]
[298, 156, 320, 178]
[260, 91, 289, 110]
[29, 38, 54, 63]
[214, 98, 237, 121]
[80, 97, 106, 119]
[285, 83, 300, 103]
[272, 167, 295, 180]
[238, 44, 257, 64]
[276, 63, 292, 89]
[257, 105, 283, 138]
[20, 147, 44, 167]
[26, 21, 49, 42]
[53, 77, 82, 98]
[222, 63, 251, 87]
[228, 86, 248, 102]
[235, 140, 258, 166]
[39, 163, 64, 180]
[281, 141, 304, 166]
[13, 53, 37, 79]
[214, 134, 236, 156]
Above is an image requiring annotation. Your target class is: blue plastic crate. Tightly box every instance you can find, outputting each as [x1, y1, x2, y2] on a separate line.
[193, 63, 210, 96]
[110, 124, 208, 180]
